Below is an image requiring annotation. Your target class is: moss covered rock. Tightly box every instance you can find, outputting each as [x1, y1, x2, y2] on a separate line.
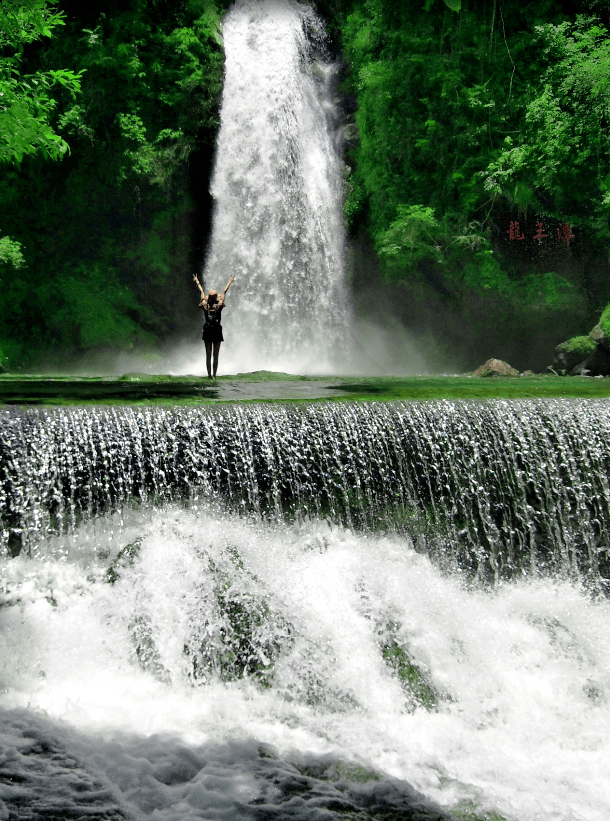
[588, 304, 610, 350]
[571, 345, 610, 376]
[553, 335, 597, 373]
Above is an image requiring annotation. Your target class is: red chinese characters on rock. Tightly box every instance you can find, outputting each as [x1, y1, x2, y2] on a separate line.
[506, 220, 525, 240]
[506, 219, 574, 245]
[533, 221, 548, 240]
[557, 222, 575, 246]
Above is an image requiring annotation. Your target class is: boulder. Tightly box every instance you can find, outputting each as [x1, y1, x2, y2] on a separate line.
[552, 335, 597, 374]
[570, 344, 610, 376]
[588, 304, 610, 351]
[473, 358, 519, 377]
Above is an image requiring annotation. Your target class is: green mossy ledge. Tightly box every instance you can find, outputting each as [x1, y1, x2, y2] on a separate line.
[2, 371, 610, 405]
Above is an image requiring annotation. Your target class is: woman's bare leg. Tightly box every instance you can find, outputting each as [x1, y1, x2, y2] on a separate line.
[205, 341, 213, 378]
[213, 342, 221, 377]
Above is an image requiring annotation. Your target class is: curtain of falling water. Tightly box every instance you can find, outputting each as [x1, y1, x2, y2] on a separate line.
[2, 400, 610, 586]
[202, 0, 352, 373]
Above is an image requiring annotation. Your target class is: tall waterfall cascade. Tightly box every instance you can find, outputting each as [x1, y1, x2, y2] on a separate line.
[202, 0, 352, 373]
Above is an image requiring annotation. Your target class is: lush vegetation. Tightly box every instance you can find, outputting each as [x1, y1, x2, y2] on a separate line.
[2, 0, 610, 371]
[0, 0, 83, 165]
[326, 0, 610, 369]
[0, 0, 229, 371]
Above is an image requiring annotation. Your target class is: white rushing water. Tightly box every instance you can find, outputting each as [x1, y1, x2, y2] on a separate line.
[200, 0, 352, 375]
[1, 504, 609, 821]
[4, 399, 610, 583]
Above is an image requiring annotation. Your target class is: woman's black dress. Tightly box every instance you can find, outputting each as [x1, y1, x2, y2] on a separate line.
[201, 304, 224, 343]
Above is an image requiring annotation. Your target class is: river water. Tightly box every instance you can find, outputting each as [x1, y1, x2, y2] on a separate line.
[1, 400, 609, 820]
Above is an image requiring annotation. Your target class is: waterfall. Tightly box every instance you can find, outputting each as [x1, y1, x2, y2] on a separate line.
[2, 400, 610, 819]
[2, 400, 610, 587]
[2, 0, 610, 812]
[201, 0, 352, 373]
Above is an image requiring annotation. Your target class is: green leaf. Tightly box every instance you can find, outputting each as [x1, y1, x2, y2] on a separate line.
[0, 236, 25, 268]
[443, 0, 461, 10]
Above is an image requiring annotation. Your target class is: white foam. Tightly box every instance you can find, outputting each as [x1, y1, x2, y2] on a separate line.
[1, 506, 609, 820]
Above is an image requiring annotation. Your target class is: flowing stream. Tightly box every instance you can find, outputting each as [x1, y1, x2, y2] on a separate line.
[1, 400, 610, 820]
[201, 0, 352, 374]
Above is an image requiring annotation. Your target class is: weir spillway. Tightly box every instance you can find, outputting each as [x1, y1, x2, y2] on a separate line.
[2, 398, 610, 586]
[1, 399, 610, 821]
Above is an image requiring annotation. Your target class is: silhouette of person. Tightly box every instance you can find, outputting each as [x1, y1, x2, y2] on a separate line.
[193, 275, 234, 378]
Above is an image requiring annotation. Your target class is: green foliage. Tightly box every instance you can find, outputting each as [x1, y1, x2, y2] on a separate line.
[461, 247, 509, 294]
[0, 236, 24, 268]
[333, 0, 601, 365]
[0, 236, 25, 369]
[555, 335, 596, 357]
[339, 0, 529, 281]
[375, 199, 579, 313]
[0, 0, 83, 164]
[0, 0, 226, 368]
[0, 0, 64, 45]
[0, 257, 155, 365]
[339, 0, 538, 238]
[65, 5, 223, 192]
[482, 15, 610, 246]
[518, 271, 583, 311]
[598, 304, 610, 338]
[377, 204, 443, 266]
[42, 264, 156, 350]
[568, 335, 597, 354]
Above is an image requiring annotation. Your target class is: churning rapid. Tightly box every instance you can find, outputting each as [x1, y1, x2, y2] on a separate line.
[201, 0, 352, 374]
[1, 399, 610, 821]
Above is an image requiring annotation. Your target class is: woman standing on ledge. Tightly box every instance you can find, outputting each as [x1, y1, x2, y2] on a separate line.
[193, 275, 234, 378]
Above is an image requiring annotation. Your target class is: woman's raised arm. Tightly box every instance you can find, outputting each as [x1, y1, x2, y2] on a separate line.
[193, 275, 207, 307]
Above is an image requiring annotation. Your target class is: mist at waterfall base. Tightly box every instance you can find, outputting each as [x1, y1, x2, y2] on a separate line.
[160, 316, 441, 379]
[2, 400, 610, 820]
[185, 0, 452, 379]
[141, 0, 440, 380]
